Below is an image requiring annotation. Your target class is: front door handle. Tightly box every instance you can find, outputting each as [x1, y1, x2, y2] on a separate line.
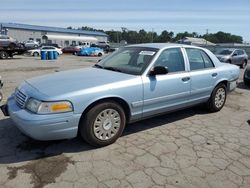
[182, 77, 190, 82]
[212, 73, 218, 77]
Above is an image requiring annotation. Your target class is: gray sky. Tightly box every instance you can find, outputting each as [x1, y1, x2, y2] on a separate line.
[1, 0, 250, 41]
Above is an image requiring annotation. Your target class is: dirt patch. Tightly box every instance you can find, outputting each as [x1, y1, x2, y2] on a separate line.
[7, 155, 75, 188]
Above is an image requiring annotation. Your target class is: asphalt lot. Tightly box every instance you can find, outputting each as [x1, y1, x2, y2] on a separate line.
[0, 55, 250, 188]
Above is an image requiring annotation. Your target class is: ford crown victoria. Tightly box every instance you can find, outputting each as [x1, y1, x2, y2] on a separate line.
[1, 43, 240, 146]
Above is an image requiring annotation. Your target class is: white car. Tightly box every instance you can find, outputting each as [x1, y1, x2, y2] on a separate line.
[24, 40, 39, 48]
[28, 46, 62, 56]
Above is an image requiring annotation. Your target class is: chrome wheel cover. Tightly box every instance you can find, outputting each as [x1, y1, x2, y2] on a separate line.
[93, 108, 121, 141]
[215, 88, 226, 108]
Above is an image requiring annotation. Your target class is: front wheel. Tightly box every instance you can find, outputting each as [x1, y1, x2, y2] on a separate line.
[79, 101, 126, 147]
[207, 84, 227, 112]
[0, 51, 9, 59]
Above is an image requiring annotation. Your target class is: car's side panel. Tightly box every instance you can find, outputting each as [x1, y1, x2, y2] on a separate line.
[142, 72, 191, 118]
[188, 69, 217, 103]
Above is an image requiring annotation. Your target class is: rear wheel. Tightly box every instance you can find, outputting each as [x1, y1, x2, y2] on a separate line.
[79, 101, 126, 147]
[33, 52, 39, 57]
[98, 53, 102, 57]
[207, 83, 227, 112]
[0, 51, 9, 59]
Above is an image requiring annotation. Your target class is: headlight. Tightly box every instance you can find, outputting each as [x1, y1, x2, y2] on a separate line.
[26, 98, 73, 114]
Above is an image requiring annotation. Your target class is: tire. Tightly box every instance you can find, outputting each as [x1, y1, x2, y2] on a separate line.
[98, 53, 102, 57]
[79, 101, 126, 147]
[207, 83, 227, 112]
[0, 51, 9, 59]
[33, 52, 39, 57]
[241, 60, 247, 69]
[244, 79, 250, 87]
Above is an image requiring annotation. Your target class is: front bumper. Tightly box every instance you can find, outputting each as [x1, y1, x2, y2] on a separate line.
[5, 96, 81, 141]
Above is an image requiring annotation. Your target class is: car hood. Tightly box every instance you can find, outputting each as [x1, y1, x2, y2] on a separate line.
[25, 67, 137, 98]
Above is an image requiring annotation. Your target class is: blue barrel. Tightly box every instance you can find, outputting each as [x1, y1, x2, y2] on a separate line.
[53, 51, 58, 59]
[41, 50, 47, 60]
[47, 51, 53, 60]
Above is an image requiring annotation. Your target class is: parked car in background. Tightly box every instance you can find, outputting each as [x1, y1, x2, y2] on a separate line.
[91, 41, 110, 53]
[79, 42, 91, 48]
[0, 76, 3, 102]
[62, 45, 81, 54]
[23, 40, 39, 48]
[244, 66, 250, 86]
[40, 43, 62, 49]
[215, 48, 248, 68]
[0, 35, 18, 49]
[28, 46, 62, 56]
[77, 47, 104, 56]
[1, 43, 240, 147]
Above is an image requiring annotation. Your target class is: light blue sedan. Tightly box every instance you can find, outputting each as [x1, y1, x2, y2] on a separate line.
[2, 43, 240, 146]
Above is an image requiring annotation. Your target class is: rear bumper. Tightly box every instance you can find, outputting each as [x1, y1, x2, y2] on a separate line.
[6, 96, 81, 141]
[228, 79, 237, 91]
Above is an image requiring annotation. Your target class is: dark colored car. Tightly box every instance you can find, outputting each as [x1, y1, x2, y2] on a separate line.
[0, 35, 18, 49]
[244, 66, 250, 86]
[91, 41, 110, 53]
[215, 48, 248, 69]
[62, 46, 81, 54]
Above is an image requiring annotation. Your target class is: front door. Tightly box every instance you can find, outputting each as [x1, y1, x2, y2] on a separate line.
[142, 48, 191, 117]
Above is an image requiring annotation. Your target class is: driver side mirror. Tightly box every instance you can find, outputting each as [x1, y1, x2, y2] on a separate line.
[233, 53, 237, 56]
[149, 66, 168, 76]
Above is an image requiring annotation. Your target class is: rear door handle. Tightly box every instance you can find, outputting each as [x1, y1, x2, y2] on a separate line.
[212, 73, 218, 77]
[182, 77, 190, 82]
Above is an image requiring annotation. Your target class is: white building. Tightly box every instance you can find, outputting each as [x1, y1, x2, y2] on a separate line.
[0, 23, 108, 47]
[178, 37, 215, 46]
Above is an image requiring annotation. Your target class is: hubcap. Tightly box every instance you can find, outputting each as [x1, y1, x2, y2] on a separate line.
[215, 88, 226, 108]
[93, 109, 121, 141]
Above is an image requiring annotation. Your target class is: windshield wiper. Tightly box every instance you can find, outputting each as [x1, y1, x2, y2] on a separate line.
[103, 66, 122, 72]
[93, 64, 104, 69]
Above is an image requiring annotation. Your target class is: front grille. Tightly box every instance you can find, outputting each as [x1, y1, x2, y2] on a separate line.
[15, 89, 27, 108]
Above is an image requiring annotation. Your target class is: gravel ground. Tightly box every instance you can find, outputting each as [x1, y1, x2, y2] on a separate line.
[0, 55, 250, 188]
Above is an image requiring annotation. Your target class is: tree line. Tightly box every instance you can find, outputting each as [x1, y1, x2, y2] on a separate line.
[67, 26, 243, 44]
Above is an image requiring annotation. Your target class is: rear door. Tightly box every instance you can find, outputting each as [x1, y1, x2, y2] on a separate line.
[185, 48, 217, 104]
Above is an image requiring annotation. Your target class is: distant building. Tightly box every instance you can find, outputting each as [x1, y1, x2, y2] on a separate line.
[0, 23, 108, 47]
[178, 37, 215, 46]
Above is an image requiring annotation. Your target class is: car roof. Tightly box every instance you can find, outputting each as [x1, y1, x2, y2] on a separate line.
[127, 43, 200, 50]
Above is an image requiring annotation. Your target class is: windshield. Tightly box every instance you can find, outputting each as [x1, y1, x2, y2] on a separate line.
[95, 47, 158, 75]
[217, 49, 233, 55]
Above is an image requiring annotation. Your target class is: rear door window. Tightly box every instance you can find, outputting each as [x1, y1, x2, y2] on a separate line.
[186, 48, 214, 70]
